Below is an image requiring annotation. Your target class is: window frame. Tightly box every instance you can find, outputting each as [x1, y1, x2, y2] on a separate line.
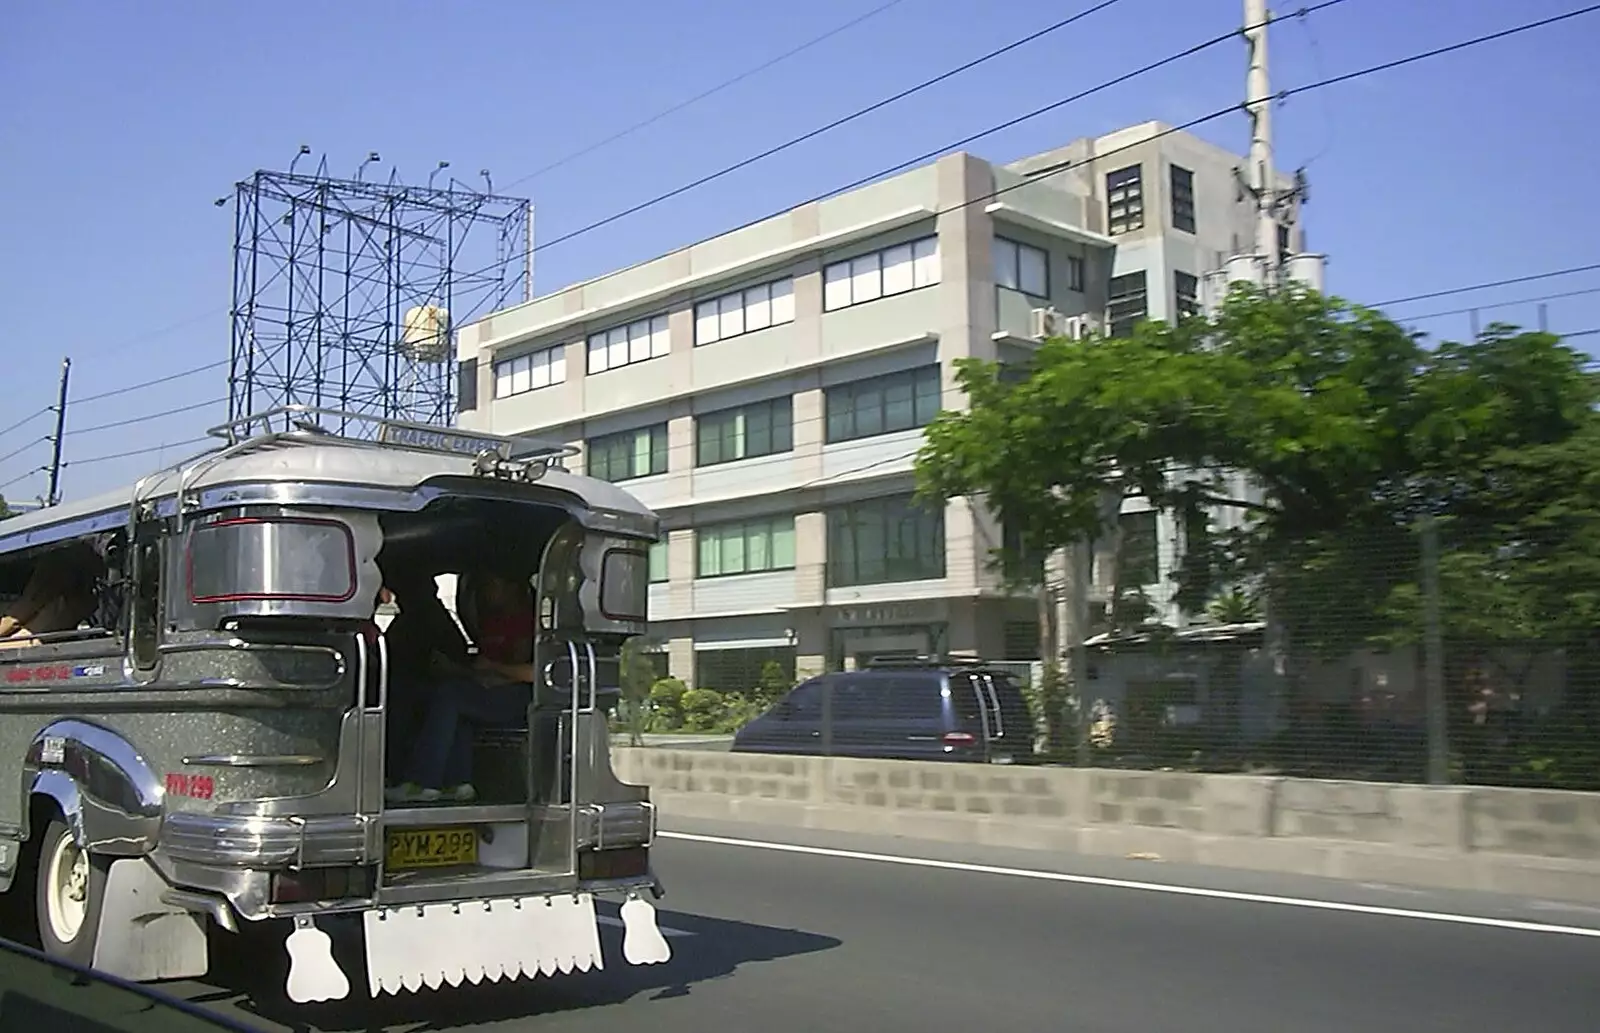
[1066, 254, 1086, 293]
[648, 539, 668, 584]
[1108, 271, 1149, 338]
[694, 396, 794, 467]
[822, 236, 940, 312]
[1174, 270, 1200, 321]
[585, 423, 670, 483]
[1106, 164, 1145, 236]
[825, 494, 946, 588]
[694, 276, 796, 346]
[824, 365, 942, 445]
[491, 343, 568, 399]
[1170, 164, 1196, 234]
[993, 236, 1050, 298]
[585, 314, 670, 376]
[695, 515, 797, 579]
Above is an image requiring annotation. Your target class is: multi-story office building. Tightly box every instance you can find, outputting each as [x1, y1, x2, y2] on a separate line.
[454, 121, 1308, 689]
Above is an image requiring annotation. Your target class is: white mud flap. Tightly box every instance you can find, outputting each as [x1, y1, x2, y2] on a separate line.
[285, 915, 352, 1004]
[93, 858, 208, 982]
[620, 894, 671, 966]
[362, 893, 604, 997]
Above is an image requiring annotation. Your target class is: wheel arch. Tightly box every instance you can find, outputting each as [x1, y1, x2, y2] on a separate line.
[21, 720, 164, 857]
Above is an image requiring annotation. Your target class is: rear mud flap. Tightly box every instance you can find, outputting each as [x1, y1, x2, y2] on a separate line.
[362, 893, 604, 996]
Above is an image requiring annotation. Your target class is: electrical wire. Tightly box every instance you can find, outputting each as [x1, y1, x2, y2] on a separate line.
[72, 360, 229, 405]
[1373, 262, 1600, 309]
[66, 397, 228, 437]
[63, 437, 211, 468]
[0, 467, 44, 493]
[499, 0, 1136, 261]
[52, 6, 1600, 480]
[0, 437, 48, 470]
[499, 0, 913, 190]
[0, 408, 50, 443]
[1398, 285, 1600, 323]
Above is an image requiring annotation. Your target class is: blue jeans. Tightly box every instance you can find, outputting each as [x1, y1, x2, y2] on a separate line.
[402, 678, 531, 790]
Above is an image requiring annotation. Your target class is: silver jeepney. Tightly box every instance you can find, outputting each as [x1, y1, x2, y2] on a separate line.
[0, 407, 671, 1002]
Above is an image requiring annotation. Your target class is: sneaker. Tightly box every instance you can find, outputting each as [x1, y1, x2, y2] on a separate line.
[385, 782, 441, 805]
[444, 783, 478, 804]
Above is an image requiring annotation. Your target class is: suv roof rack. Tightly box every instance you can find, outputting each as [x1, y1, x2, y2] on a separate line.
[860, 654, 994, 670]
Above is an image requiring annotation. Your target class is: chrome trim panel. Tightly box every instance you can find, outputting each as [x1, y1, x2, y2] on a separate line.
[160, 810, 369, 868]
[160, 888, 239, 933]
[181, 754, 325, 768]
[24, 720, 165, 856]
[577, 801, 656, 851]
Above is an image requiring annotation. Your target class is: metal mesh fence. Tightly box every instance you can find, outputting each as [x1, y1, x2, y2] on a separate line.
[613, 523, 1600, 788]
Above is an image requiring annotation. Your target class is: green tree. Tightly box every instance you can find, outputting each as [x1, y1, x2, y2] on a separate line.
[916, 285, 1599, 777]
[0, 495, 13, 521]
[618, 637, 663, 744]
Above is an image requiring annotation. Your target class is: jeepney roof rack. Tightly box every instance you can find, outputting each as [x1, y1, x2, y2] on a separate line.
[206, 406, 580, 464]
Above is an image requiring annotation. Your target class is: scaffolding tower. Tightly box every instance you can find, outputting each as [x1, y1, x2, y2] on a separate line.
[227, 156, 532, 432]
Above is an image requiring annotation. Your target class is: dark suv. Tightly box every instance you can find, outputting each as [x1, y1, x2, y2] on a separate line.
[732, 657, 1035, 763]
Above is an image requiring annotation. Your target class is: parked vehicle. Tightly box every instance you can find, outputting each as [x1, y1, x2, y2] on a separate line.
[0, 407, 672, 1005]
[732, 656, 1035, 763]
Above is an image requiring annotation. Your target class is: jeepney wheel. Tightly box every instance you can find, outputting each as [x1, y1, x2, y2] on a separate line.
[35, 819, 107, 964]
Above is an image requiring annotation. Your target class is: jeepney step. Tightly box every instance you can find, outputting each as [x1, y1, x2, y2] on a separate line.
[382, 804, 527, 827]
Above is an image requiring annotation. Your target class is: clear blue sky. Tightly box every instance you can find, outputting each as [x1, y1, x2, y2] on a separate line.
[3, 0, 1597, 503]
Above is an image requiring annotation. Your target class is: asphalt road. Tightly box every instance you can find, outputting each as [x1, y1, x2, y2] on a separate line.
[173, 817, 1600, 1032]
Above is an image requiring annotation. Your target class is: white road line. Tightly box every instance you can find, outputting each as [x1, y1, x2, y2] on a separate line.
[660, 830, 1600, 940]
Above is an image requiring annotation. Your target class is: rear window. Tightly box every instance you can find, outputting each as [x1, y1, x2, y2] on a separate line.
[599, 547, 648, 621]
[835, 675, 945, 721]
[187, 517, 356, 604]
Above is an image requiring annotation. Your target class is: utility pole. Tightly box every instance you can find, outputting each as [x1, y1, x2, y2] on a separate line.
[1245, 0, 1279, 284]
[45, 357, 71, 507]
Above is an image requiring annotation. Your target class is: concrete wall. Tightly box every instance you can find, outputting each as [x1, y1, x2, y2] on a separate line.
[618, 748, 1600, 903]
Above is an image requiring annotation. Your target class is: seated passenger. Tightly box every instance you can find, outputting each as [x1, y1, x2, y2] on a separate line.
[386, 571, 535, 805]
[0, 546, 99, 649]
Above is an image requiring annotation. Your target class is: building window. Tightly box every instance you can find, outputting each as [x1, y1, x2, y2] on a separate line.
[695, 646, 796, 693]
[1175, 271, 1199, 321]
[492, 344, 567, 399]
[694, 277, 795, 346]
[586, 314, 669, 375]
[648, 539, 668, 583]
[1106, 165, 1144, 235]
[825, 365, 941, 444]
[1067, 254, 1085, 293]
[696, 396, 793, 467]
[696, 516, 796, 578]
[1277, 221, 1292, 259]
[1108, 271, 1148, 338]
[586, 423, 668, 482]
[1119, 510, 1160, 586]
[826, 495, 945, 587]
[823, 236, 940, 311]
[1170, 165, 1196, 234]
[993, 237, 1049, 297]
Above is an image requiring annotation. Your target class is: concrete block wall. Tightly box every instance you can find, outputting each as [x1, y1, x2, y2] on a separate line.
[616, 748, 1600, 903]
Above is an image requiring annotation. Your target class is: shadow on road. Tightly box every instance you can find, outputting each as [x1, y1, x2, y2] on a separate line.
[185, 903, 841, 1032]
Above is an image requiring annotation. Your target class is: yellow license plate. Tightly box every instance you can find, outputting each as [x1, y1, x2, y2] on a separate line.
[385, 828, 479, 870]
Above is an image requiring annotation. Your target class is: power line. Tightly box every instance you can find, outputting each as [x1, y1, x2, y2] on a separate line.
[73, 359, 229, 405]
[499, 0, 912, 191]
[1400, 285, 1600, 323]
[66, 396, 227, 437]
[511, 0, 1134, 259]
[0, 437, 48, 469]
[450, 0, 1349, 286]
[50, 3, 1598, 452]
[0, 467, 44, 493]
[0, 408, 50, 443]
[1373, 262, 1600, 308]
[64, 437, 212, 468]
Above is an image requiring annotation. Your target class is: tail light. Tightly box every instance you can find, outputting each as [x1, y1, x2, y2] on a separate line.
[270, 866, 375, 905]
[579, 846, 650, 882]
[941, 731, 977, 749]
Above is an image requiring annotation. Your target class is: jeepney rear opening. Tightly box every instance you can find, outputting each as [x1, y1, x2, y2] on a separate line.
[181, 486, 655, 894]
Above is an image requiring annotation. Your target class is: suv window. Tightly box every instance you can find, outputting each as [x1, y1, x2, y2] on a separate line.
[835, 674, 944, 721]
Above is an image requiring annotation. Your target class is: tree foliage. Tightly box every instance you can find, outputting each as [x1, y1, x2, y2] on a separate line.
[915, 284, 1599, 657]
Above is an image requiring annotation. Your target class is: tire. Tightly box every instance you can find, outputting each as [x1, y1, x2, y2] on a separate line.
[34, 819, 107, 965]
